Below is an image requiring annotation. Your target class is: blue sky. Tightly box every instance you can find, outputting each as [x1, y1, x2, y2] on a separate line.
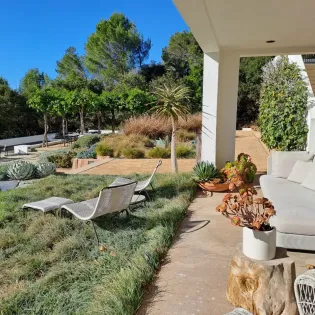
[0, 0, 188, 89]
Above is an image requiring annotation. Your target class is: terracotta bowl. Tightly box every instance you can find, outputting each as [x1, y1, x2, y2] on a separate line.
[198, 182, 230, 192]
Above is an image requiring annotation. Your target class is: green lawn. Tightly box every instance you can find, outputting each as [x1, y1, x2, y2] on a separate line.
[0, 173, 195, 314]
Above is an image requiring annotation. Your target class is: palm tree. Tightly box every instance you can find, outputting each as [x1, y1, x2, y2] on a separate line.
[150, 83, 191, 173]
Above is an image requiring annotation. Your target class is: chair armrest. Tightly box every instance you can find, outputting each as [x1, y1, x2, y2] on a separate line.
[267, 155, 272, 175]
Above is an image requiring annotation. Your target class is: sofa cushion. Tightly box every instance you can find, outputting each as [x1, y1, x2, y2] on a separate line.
[287, 161, 314, 184]
[271, 151, 314, 178]
[260, 175, 315, 236]
[301, 164, 315, 192]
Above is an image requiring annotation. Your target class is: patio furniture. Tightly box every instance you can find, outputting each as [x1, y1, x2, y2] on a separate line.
[109, 160, 162, 200]
[227, 244, 297, 315]
[294, 269, 315, 315]
[61, 182, 137, 243]
[14, 145, 29, 155]
[260, 151, 315, 251]
[22, 197, 74, 213]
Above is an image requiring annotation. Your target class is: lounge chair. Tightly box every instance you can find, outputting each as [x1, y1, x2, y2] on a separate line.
[61, 181, 137, 244]
[109, 160, 162, 200]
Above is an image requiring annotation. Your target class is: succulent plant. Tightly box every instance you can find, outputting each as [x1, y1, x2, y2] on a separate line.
[193, 161, 222, 183]
[7, 161, 36, 180]
[36, 162, 56, 178]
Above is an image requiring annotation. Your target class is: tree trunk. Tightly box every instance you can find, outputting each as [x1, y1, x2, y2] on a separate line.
[97, 111, 101, 134]
[171, 117, 178, 173]
[80, 106, 85, 134]
[111, 109, 116, 133]
[65, 118, 68, 134]
[43, 112, 49, 148]
[62, 115, 66, 147]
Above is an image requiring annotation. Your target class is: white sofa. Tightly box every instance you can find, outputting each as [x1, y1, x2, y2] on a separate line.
[260, 152, 315, 251]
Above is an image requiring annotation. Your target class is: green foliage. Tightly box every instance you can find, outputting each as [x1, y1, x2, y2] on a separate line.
[39, 149, 71, 163]
[36, 163, 56, 178]
[75, 135, 100, 148]
[76, 150, 97, 159]
[147, 147, 171, 159]
[19, 69, 49, 99]
[155, 136, 170, 148]
[121, 147, 145, 159]
[7, 161, 36, 180]
[177, 130, 196, 142]
[47, 151, 76, 168]
[176, 143, 195, 158]
[85, 13, 150, 87]
[95, 143, 114, 157]
[237, 57, 273, 128]
[0, 163, 10, 180]
[0, 174, 195, 314]
[193, 161, 222, 183]
[258, 57, 308, 151]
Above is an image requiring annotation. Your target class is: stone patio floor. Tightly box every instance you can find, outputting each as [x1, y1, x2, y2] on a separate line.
[137, 191, 315, 315]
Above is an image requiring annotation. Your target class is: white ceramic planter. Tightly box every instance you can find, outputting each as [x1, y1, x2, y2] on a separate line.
[243, 227, 276, 261]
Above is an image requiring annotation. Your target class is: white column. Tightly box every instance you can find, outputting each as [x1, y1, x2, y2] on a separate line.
[202, 51, 240, 168]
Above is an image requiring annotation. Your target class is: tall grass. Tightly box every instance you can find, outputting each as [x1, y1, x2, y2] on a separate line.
[0, 173, 195, 314]
[124, 114, 202, 139]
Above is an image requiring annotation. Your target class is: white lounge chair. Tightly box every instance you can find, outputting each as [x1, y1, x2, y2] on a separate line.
[61, 181, 137, 244]
[109, 160, 162, 200]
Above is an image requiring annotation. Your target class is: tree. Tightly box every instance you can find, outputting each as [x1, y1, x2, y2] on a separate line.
[19, 69, 48, 98]
[162, 31, 203, 111]
[258, 57, 308, 151]
[56, 47, 89, 133]
[150, 83, 191, 173]
[237, 57, 273, 128]
[28, 87, 55, 146]
[0, 77, 41, 139]
[85, 13, 151, 87]
[140, 62, 166, 84]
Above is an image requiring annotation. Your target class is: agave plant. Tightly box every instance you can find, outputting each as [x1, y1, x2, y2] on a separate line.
[7, 161, 36, 180]
[193, 161, 222, 183]
[36, 162, 56, 178]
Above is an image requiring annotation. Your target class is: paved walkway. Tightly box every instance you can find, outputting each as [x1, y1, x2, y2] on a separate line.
[138, 191, 315, 315]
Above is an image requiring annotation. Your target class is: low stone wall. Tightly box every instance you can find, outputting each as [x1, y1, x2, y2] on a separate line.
[72, 157, 110, 170]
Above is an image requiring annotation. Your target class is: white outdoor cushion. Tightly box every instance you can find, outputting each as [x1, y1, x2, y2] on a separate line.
[301, 164, 315, 192]
[271, 151, 314, 178]
[260, 175, 315, 235]
[287, 161, 314, 184]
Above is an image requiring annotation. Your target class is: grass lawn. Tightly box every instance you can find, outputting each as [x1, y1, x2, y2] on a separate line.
[0, 173, 195, 314]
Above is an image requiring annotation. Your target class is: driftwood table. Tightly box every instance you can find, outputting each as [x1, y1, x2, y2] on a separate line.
[226, 244, 298, 315]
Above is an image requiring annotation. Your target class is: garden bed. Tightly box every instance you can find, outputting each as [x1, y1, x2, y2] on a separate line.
[0, 173, 195, 314]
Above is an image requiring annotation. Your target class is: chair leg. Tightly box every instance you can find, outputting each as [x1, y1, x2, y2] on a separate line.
[144, 189, 151, 202]
[150, 183, 155, 192]
[91, 221, 100, 245]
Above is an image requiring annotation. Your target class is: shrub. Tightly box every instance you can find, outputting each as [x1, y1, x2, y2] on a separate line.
[176, 143, 195, 158]
[47, 151, 76, 168]
[121, 148, 145, 159]
[76, 150, 97, 159]
[0, 163, 10, 180]
[177, 130, 196, 142]
[193, 161, 222, 182]
[36, 163, 56, 178]
[39, 148, 71, 164]
[124, 114, 202, 139]
[7, 161, 36, 180]
[258, 56, 308, 150]
[96, 143, 114, 157]
[74, 135, 100, 149]
[147, 147, 171, 158]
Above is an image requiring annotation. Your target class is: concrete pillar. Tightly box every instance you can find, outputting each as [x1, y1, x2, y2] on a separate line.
[202, 51, 240, 168]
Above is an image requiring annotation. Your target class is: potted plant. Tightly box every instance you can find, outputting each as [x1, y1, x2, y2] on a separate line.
[193, 161, 229, 192]
[216, 184, 276, 261]
[222, 153, 257, 186]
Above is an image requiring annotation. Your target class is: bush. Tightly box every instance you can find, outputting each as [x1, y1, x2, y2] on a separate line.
[39, 148, 71, 164]
[177, 130, 196, 142]
[76, 150, 97, 159]
[176, 143, 195, 158]
[147, 147, 171, 158]
[47, 151, 76, 168]
[121, 148, 145, 159]
[36, 163, 56, 178]
[7, 161, 36, 180]
[74, 135, 100, 149]
[0, 163, 10, 180]
[96, 143, 114, 157]
[258, 57, 308, 150]
[124, 114, 202, 139]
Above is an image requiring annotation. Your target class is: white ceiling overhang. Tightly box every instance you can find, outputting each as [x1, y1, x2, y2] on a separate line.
[173, 0, 315, 56]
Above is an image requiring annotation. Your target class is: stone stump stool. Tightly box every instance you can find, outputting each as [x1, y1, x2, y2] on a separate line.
[226, 244, 298, 315]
